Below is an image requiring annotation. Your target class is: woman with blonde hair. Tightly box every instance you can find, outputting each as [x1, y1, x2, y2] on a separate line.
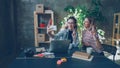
[82, 17, 104, 55]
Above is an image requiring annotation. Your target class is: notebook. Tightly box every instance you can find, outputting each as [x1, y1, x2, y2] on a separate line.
[72, 51, 94, 61]
[49, 40, 70, 53]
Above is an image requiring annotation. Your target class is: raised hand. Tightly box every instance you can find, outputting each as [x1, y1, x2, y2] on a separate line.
[72, 30, 77, 41]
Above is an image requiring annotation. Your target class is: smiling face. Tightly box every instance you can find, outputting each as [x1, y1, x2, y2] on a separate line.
[84, 18, 91, 28]
[67, 19, 75, 30]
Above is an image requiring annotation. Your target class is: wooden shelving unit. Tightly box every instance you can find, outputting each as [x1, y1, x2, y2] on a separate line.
[34, 5, 54, 47]
[112, 13, 120, 46]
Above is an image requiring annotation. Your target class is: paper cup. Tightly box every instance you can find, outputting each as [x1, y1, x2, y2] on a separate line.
[86, 47, 93, 54]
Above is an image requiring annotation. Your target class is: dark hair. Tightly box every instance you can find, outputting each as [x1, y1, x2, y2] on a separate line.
[67, 16, 77, 29]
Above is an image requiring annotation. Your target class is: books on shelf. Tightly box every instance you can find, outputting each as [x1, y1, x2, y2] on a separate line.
[72, 51, 94, 61]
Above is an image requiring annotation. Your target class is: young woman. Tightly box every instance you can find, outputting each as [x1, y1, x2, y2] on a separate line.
[47, 16, 79, 49]
[82, 17, 104, 55]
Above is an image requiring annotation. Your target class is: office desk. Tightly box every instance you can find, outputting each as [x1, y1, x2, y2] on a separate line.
[8, 52, 120, 68]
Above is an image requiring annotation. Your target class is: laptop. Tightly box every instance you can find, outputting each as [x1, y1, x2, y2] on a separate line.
[49, 40, 70, 53]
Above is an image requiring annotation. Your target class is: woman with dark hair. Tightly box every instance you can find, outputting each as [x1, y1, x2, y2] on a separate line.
[47, 16, 79, 49]
[82, 17, 104, 55]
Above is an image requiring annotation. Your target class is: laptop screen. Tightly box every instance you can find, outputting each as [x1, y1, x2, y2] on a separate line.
[49, 40, 70, 53]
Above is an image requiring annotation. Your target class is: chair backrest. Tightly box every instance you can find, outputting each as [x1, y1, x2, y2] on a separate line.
[101, 44, 117, 56]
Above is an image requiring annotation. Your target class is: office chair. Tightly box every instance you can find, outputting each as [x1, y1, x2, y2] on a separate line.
[101, 44, 117, 62]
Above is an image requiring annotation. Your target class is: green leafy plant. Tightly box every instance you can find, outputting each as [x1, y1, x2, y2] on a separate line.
[60, 0, 106, 47]
[97, 29, 105, 43]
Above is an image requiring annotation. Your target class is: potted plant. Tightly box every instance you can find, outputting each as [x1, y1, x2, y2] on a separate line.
[60, 0, 106, 48]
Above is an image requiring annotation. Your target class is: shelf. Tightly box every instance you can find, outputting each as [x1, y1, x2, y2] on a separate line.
[112, 13, 120, 45]
[37, 27, 47, 29]
[39, 41, 50, 43]
[113, 39, 120, 41]
[34, 7, 54, 47]
[35, 10, 53, 14]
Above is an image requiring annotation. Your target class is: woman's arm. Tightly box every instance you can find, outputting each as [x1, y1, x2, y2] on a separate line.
[47, 27, 55, 38]
[71, 31, 80, 47]
[47, 27, 66, 40]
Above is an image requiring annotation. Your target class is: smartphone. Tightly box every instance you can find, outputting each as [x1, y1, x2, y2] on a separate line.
[49, 25, 57, 31]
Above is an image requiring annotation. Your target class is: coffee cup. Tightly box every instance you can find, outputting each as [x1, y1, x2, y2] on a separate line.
[86, 47, 93, 54]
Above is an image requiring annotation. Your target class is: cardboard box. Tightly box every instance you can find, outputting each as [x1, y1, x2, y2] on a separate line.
[36, 4, 44, 13]
[38, 34, 45, 42]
